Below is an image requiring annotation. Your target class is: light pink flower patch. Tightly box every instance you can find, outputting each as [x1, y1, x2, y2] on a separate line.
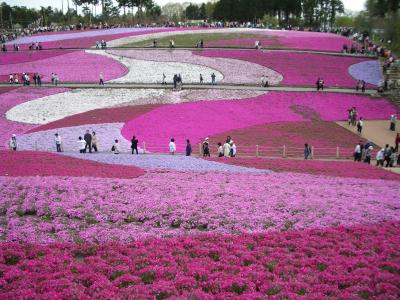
[0, 50, 127, 83]
[121, 92, 396, 152]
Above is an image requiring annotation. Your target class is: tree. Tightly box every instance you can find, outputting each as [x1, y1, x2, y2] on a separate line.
[185, 4, 200, 20]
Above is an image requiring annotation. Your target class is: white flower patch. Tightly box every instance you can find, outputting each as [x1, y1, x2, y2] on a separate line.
[106, 49, 283, 85]
[6, 89, 164, 125]
[107, 28, 256, 47]
[87, 50, 223, 84]
[6, 88, 265, 125]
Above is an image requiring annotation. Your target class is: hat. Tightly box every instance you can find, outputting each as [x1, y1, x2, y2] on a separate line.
[205, 137, 209, 140]
[12, 134, 16, 137]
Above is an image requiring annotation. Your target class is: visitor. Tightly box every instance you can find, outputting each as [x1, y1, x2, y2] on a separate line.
[33, 73, 37, 86]
[173, 74, 177, 89]
[92, 132, 98, 152]
[390, 114, 397, 131]
[9, 74, 13, 84]
[364, 145, 373, 164]
[217, 143, 224, 157]
[169, 39, 175, 48]
[354, 142, 362, 162]
[37, 74, 42, 86]
[316, 78, 321, 91]
[304, 143, 312, 160]
[78, 136, 86, 153]
[54, 133, 62, 152]
[230, 141, 237, 157]
[264, 75, 269, 87]
[84, 130, 92, 153]
[223, 140, 231, 157]
[384, 144, 391, 167]
[202, 138, 210, 157]
[376, 148, 385, 166]
[388, 147, 397, 167]
[9, 134, 17, 151]
[54, 74, 59, 86]
[162, 73, 166, 85]
[186, 139, 192, 156]
[361, 80, 366, 93]
[152, 39, 157, 48]
[96, 41, 100, 49]
[261, 75, 266, 87]
[131, 136, 138, 154]
[51, 73, 55, 85]
[200, 74, 203, 84]
[357, 117, 363, 134]
[112, 139, 120, 154]
[211, 73, 216, 85]
[169, 138, 176, 155]
[14, 74, 18, 84]
[99, 72, 104, 85]
[356, 80, 361, 91]
[395, 133, 400, 152]
[177, 74, 182, 90]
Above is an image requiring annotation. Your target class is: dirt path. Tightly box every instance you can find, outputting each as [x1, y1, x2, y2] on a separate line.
[336, 120, 398, 148]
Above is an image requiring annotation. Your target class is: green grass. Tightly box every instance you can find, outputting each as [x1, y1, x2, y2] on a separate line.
[121, 32, 280, 48]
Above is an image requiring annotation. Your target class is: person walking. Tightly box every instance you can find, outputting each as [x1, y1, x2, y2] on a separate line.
[9, 134, 17, 151]
[99, 72, 104, 85]
[54, 133, 62, 152]
[84, 130, 92, 153]
[33, 73, 37, 86]
[354, 142, 362, 162]
[78, 136, 86, 153]
[395, 133, 400, 152]
[364, 145, 373, 164]
[211, 73, 216, 85]
[37, 73, 42, 86]
[131, 136, 139, 154]
[390, 114, 397, 131]
[92, 131, 98, 152]
[169, 138, 176, 155]
[186, 139, 192, 156]
[304, 143, 312, 159]
[357, 117, 363, 134]
[200, 74, 203, 84]
[361, 80, 366, 93]
[376, 148, 385, 166]
[162, 73, 166, 85]
[217, 143, 224, 157]
[384, 144, 392, 167]
[202, 138, 210, 157]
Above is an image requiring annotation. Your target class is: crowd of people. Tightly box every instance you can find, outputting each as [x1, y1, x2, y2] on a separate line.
[347, 107, 364, 134]
[316, 78, 325, 91]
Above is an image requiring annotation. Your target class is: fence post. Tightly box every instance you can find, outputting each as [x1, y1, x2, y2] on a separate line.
[282, 145, 286, 158]
[311, 146, 314, 158]
[256, 145, 259, 157]
[143, 142, 146, 154]
[336, 147, 340, 159]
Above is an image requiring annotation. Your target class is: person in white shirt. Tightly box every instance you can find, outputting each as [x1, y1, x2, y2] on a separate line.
[354, 142, 362, 162]
[78, 136, 86, 153]
[223, 141, 231, 157]
[357, 117, 364, 134]
[54, 133, 62, 152]
[169, 138, 176, 155]
[99, 72, 104, 85]
[376, 148, 385, 166]
[113, 139, 120, 154]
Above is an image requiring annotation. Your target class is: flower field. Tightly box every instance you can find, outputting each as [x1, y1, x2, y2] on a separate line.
[1, 28, 399, 298]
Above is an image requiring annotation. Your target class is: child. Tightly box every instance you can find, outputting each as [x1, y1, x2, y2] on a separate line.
[169, 138, 176, 155]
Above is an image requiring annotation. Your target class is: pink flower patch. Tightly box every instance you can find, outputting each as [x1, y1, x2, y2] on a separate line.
[196, 50, 376, 87]
[0, 151, 145, 179]
[121, 92, 396, 152]
[0, 51, 127, 83]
